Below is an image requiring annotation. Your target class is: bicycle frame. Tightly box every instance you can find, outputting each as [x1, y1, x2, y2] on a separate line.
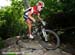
[32, 21, 48, 41]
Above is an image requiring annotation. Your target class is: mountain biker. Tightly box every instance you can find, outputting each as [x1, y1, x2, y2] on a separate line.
[24, 1, 45, 39]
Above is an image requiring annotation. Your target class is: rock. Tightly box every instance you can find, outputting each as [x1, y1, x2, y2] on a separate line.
[1, 37, 72, 55]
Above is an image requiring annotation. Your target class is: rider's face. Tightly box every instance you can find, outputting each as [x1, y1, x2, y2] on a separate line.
[37, 6, 43, 12]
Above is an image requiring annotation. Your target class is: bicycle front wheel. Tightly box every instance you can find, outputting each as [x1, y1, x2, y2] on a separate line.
[40, 29, 60, 50]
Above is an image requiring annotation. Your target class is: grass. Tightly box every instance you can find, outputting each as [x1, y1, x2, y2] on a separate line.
[6, 52, 16, 55]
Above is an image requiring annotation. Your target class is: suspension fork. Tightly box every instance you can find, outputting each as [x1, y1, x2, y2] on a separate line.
[41, 28, 48, 41]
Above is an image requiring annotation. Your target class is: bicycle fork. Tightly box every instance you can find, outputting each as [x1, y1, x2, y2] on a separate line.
[42, 28, 48, 41]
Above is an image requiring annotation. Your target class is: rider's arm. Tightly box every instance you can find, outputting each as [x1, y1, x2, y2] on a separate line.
[28, 11, 35, 22]
[38, 13, 46, 25]
[37, 13, 42, 21]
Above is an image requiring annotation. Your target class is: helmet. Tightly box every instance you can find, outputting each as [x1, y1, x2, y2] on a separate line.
[36, 1, 44, 7]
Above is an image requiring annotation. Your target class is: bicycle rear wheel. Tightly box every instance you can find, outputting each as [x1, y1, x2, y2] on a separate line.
[39, 29, 60, 50]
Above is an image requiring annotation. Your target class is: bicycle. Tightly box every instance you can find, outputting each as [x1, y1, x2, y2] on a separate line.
[16, 20, 60, 50]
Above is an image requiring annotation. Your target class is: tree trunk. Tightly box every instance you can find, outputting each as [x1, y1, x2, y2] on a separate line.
[23, 0, 30, 9]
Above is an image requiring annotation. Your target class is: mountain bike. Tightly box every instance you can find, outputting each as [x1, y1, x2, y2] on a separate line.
[16, 20, 60, 50]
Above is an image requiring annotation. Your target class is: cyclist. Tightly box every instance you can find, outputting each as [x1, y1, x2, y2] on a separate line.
[24, 1, 44, 39]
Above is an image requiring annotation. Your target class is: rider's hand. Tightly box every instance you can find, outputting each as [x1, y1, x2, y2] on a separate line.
[33, 19, 36, 23]
[41, 20, 46, 26]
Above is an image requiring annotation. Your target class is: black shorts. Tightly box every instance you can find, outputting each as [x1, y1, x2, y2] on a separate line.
[23, 15, 29, 20]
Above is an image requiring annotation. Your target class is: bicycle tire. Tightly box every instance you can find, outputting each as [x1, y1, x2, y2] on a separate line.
[39, 29, 60, 50]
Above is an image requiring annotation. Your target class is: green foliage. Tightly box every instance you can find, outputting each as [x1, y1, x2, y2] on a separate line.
[0, 0, 26, 39]
[61, 0, 75, 14]
[42, 0, 64, 17]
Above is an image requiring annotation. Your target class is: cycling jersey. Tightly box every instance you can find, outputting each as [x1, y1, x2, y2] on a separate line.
[24, 6, 39, 20]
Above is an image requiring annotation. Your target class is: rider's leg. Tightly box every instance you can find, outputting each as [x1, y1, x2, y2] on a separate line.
[26, 19, 34, 39]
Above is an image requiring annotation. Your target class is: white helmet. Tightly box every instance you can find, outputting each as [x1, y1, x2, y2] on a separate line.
[36, 1, 44, 7]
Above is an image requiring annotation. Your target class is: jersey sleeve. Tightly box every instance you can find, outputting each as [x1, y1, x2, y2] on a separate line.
[31, 6, 39, 15]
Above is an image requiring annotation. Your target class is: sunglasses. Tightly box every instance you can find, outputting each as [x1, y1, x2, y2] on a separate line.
[41, 7, 43, 8]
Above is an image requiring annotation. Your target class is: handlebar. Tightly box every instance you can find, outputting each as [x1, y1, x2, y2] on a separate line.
[32, 20, 46, 27]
